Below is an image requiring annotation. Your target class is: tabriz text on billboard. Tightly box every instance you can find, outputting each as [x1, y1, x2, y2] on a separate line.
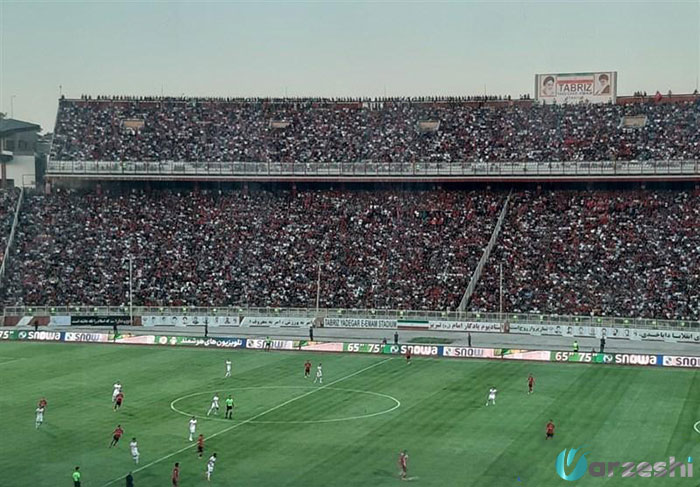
[535, 72, 617, 104]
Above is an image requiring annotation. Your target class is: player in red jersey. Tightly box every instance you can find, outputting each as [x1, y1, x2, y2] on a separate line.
[304, 360, 312, 378]
[172, 462, 180, 486]
[197, 434, 205, 458]
[527, 374, 535, 395]
[109, 424, 124, 447]
[398, 450, 408, 479]
[113, 391, 124, 411]
[405, 349, 412, 365]
[545, 420, 555, 440]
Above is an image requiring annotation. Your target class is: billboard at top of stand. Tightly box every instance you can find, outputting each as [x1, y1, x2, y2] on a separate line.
[535, 72, 617, 104]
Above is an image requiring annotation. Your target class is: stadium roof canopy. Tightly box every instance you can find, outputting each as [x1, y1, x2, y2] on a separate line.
[0, 118, 41, 137]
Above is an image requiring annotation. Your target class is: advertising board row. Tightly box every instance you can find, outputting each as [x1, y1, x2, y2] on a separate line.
[2, 330, 698, 369]
[21, 315, 312, 328]
[140, 316, 312, 328]
[12, 314, 698, 344]
[325, 318, 503, 333]
[322, 319, 700, 344]
[507, 323, 700, 343]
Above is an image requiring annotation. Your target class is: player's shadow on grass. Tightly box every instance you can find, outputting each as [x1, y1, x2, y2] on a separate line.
[372, 468, 395, 479]
[39, 428, 58, 439]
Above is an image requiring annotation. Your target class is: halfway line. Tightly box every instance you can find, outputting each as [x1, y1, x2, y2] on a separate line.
[101, 356, 394, 486]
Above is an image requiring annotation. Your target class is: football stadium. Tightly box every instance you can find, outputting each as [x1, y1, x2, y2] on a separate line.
[1, 3, 699, 487]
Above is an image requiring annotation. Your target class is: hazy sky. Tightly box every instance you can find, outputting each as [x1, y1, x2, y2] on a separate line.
[1, 1, 699, 132]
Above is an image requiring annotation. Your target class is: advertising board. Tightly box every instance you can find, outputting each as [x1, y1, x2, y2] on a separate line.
[535, 71, 617, 104]
[142, 315, 240, 327]
[509, 323, 700, 344]
[178, 336, 246, 349]
[550, 351, 663, 366]
[429, 321, 502, 333]
[240, 317, 312, 328]
[71, 316, 131, 327]
[662, 356, 700, 368]
[246, 338, 295, 351]
[324, 318, 397, 329]
[0, 330, 17, 340]
[298, 342, 345, 353]
[442, 346, 496, 358]
[64, 332, 111, 343]
[114, 334, 157, 345]
[15, 330, 63, 341]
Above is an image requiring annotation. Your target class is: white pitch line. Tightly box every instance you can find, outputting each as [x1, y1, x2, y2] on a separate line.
[694, 420, 700, 435]
[170, 386, 401, 424]
[101, 357, 394, 486]
[0, 358, 23, 366]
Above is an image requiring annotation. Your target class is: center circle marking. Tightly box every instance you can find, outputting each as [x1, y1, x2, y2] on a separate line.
[170, 386, 401, 424]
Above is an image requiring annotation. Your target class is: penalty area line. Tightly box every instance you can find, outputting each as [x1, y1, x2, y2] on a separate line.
[101, 357, 394, 486]
[694, 421, 700, 435]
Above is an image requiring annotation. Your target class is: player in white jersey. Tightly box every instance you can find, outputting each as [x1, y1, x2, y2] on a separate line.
[112, 381, 122, 403]
[206, 453, 217, 481]
[129, 437, 140, 464]
[35, 406, 44, 429]
[225, 359, 232, 378]
[207, 393, 220, 416]
[486, 386, 498, 406]
[188, 416, 197, 441]
[313, 363, 323, 384]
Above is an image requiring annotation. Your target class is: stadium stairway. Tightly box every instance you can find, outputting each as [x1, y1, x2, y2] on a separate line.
[0, 187, 24, 286]
[458, 191, 512, 312]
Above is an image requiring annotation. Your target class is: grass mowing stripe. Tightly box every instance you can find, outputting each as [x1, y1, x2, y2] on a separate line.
[665, 369, 700, 456]
[100, 356, 394, 486]
[3, 343, 696, 487]
[0, 358, 23, 366]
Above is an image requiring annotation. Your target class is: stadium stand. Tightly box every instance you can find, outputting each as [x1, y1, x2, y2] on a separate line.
[469, 190, 700, 320]
[51, 97, 700, 163]
[2, 189, 503, 310]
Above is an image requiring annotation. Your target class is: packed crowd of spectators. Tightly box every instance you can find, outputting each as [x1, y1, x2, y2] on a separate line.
[4, 187, 698, 320]
[3, 189, 502, 310]
[0, 188, 20, 263]
[52, 97, 700, 163]
[470, 190, 700, 320]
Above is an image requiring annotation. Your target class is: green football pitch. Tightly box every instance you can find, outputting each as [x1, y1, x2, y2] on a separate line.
[0, 342, 698, 486]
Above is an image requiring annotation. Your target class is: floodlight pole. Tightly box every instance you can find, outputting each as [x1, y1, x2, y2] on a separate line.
[315, 261, 322, 314]
[499, 263, 503, 321]
[129, 256, 133, 326]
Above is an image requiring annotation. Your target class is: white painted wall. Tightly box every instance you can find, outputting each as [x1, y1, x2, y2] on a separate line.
[6, 154, 36, 188]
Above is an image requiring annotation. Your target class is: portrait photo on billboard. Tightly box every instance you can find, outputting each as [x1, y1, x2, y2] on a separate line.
[595, 73, 611, 95]
[540, 75, 556, 97]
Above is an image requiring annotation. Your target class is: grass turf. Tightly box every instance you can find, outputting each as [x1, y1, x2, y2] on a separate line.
[0, 342, 698, 486]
